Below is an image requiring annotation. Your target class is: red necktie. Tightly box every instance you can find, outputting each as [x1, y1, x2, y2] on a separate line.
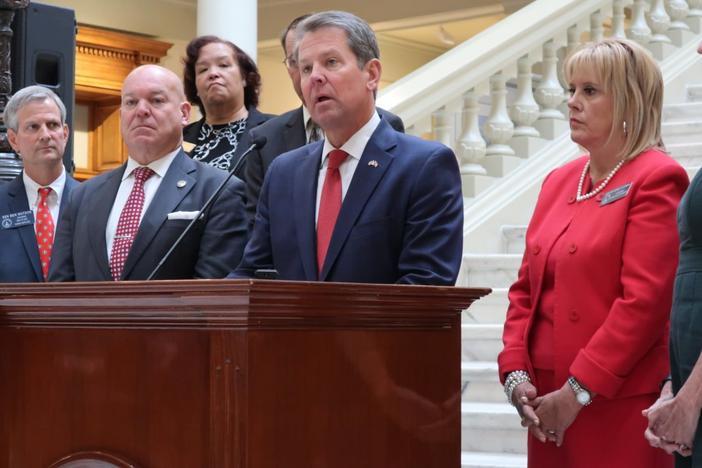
[35, 187, 55, 280]
[317, 149, 348, 273]
[110, 166, 154, 281]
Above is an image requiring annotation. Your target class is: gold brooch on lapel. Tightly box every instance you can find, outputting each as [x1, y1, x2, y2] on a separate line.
[368, 160, 379, 168]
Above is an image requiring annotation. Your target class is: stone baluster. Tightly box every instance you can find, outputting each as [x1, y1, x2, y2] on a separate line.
[688, 0, 702, 32]
[483, 72, 515, 157]
[510, 55, 547, 157]
[510, 56, 540, 139]
[566, 24, 580, 56]
[648, 0, 672, 43]
[628, 0, 652, 44]
[558, 25, 580, 90]
[611, 0, 628, 38]
[535, 41, 565, 121]
[590, 10, 605, 41]
[668, 0, 691, 28]
[457, 90, 487, 175]
[431, 106, 454, 151]
[667, 0, 694, 45]
[648, 0, 674, 58]
[534, 40, 567, 139]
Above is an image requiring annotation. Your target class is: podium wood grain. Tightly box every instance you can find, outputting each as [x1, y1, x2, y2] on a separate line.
[0, 280, 489, 468]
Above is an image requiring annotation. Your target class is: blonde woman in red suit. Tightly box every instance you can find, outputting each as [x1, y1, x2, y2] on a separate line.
[498, 38, 688, 468]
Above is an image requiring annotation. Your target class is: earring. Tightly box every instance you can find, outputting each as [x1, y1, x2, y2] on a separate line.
[623, 120, 628, 137]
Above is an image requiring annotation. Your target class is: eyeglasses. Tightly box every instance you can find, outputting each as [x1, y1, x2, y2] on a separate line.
[282, 56, 297, 68]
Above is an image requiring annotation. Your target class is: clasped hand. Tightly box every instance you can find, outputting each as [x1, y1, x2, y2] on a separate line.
[643, 382, 696, 457]
[512, 381, 582, 447]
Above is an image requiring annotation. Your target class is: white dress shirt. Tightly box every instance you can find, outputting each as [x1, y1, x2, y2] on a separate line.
[23, 167, 66, 237]
[105, 148, 180, 257]
[315, 111, 381, 223]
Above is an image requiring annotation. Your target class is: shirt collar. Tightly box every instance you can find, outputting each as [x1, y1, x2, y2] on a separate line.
[321, 110, 381, 165]
[123, 147, 180, 181]
[23, 166, 67, 202]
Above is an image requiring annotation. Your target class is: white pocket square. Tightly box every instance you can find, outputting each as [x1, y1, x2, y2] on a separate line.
[167, 211, 201, 220]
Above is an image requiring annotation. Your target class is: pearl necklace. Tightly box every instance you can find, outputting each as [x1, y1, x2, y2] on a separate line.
[576, 159, 625, 202]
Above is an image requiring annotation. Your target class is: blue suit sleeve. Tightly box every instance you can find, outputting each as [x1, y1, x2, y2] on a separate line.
[229, 165, 276, 278]
[396, 145, 463, 285]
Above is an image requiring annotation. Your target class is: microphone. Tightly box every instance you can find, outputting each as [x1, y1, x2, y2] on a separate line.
[146, 136, 267, 280]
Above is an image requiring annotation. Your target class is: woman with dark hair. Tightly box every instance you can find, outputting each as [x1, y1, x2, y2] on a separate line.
[182, 35, 273, 173]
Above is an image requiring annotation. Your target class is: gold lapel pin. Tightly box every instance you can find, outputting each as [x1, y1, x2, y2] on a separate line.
[177, 180, 187, 188]
[368, 160, 379, 168]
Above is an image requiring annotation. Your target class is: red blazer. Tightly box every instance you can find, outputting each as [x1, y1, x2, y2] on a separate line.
[498, 149, 688, 399]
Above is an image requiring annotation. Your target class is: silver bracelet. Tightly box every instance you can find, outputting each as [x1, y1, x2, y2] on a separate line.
[504, 370, 531, 406]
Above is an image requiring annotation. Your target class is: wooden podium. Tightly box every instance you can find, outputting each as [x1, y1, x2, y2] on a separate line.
[0, 280, 489, 468]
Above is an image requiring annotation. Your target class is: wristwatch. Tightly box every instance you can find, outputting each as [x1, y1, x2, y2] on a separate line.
[567, 376, 592, 406]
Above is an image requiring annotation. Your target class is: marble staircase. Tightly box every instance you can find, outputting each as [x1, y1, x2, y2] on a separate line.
[460, 237, 525, 467]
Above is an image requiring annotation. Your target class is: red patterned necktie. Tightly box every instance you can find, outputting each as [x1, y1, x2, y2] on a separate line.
[109, 166, 155, 281]
[35, 187, 54, 280]
[317, 149, 348, 274]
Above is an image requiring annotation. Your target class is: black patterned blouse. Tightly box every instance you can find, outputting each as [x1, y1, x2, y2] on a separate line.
[190, 118, 247, 172]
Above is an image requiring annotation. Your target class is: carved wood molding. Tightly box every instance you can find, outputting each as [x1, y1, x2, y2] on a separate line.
[75, 24, 172, 96]
[0, 280, 491, 330]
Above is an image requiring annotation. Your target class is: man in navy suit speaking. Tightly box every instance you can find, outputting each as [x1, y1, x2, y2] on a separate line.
[233, 11, 463, 285]
[244, 13, 404, 227]
[0, 86, 78, 282]
[50, 65, 248, 281]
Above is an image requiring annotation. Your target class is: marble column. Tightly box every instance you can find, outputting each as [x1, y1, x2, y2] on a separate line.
[197, 0, 257, 61]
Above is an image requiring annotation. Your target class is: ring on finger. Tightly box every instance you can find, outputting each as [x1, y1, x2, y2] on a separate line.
[680, 444, 690, 451]
[547, 430, 556, 435]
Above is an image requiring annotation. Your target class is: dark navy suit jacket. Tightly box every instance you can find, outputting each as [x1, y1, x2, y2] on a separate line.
[233, 119, 463, 285]
[50, 150, 248, 281]
[0, 173, 78, 282]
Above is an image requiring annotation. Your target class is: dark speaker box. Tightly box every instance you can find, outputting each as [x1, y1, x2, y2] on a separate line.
[11, 2, 76, 172]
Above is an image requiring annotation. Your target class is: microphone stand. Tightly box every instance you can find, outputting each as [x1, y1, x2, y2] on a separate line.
[146, 139, 264, 280]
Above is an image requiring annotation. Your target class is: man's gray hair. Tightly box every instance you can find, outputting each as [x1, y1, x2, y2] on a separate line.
[296, 10, 380, 68]
[3, 85, 66, 132]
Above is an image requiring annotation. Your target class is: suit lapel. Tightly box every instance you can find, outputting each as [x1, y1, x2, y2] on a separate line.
[87, 167, 124, 280]
[319, 122, 397, 280]
[121, 151, 196, 279]
[293, 142, 322, 280]
[283, 108, 307, 151]
[6, 176, 43, 281]
[58, 176, 78, 221]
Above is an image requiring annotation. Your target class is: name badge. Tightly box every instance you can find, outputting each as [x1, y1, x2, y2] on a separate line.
[1, 210, 34, 230]
[600, 183, 632, 207]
